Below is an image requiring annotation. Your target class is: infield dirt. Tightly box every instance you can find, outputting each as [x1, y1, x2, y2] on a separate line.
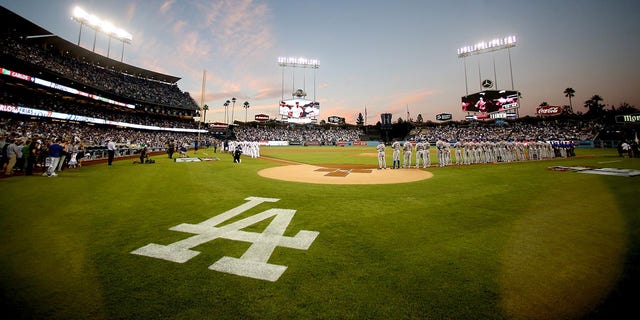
[258, 157, 434, 184]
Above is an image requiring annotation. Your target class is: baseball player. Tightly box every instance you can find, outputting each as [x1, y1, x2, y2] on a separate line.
[376, 141, 387, 169]
[402, 141, 413, 168]
[454, 139, 463, 165]
[391, 139, 401, 169]
[423, 140, 431, 167]
[415, 140, 425, 168]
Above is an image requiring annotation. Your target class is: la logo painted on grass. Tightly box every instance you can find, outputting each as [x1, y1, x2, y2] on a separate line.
[131, 196, 319, 282]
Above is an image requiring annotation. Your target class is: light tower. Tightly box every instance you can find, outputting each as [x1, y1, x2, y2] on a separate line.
[71, 6, 132, 62]
[457, 35, 520, 119]
[277, 57, 320, 103]
[457, 35, 517, 95]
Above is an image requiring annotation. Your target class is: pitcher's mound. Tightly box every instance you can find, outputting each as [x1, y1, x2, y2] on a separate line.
[258, 164, 433, 185]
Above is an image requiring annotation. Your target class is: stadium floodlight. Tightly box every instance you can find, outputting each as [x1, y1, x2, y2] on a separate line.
[72, 6, 133, 43]
[457, 35, 518, 95]
[277, 57, 320, 69]
[457, 35, 516, 58]
[72, 6, 132, 62]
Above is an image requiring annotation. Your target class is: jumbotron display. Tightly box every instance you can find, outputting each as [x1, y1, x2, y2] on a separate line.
[279, 100, 320, 118]
[461, 90, 521, 113]
[279, 88, 320, 119]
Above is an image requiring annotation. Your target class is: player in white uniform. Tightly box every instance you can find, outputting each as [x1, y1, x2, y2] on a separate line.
[443, 141, 452, 166]
[376, 141, 387, 169]
[423, 140, 431, 167]
[391, 139, 401, 169]
[464, 140, 474, 165]
[454, 139, 463, 165]
[402, 141, 413, 168]
[436, 139, 444, 167]
[414, 140, 425, 168]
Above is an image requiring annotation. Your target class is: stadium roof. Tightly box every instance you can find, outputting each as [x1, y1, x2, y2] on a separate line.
[1, 6, 181, 84]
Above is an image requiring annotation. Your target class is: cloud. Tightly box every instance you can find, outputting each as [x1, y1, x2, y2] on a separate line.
[177, 31, 209, 59]
[173, 20, 187, 34]
[160, 0, 175, 15]
[387, 89, 440, 108]
[253, 87, 282, 100]
[124, 3, 136, 23]
[121, 0, 280, 121]
[164, 1, 277, 103]
[201, 0, 274, 61]
[244, 103, 277, 112]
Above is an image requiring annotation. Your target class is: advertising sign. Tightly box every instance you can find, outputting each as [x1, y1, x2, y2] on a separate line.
[536, 105, 562, 116]
[436, 113, 452, 121]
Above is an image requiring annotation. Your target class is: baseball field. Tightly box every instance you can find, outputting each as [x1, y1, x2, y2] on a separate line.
[1, 146, 639, 319]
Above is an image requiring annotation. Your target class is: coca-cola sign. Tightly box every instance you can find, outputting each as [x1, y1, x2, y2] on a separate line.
[536, 105, 561, 116]
[254, 114, 269, 121]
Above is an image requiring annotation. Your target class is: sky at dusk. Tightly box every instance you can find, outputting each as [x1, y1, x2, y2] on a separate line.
[2, 0, 639, 124]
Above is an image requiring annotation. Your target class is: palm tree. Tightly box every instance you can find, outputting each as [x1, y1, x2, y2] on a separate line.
[231, 97, 237, 124]
[584, 94, 604, 115]
[356, 113, 364, 126]
[202, 104, 209, 123]
[563, 88, 575, 113]
[223, 100, 230, 124]
[538, 102, 548, 116]
[243, 101, 250, 122]
[616, 102, 640, 114]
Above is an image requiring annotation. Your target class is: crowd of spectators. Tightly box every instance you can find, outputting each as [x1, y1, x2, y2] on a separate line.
[1, 34, 198, 112]
[1, 117, 203, 151]
[1, 82, 200, 130]
[410, 119, 600, 143]
[0, 115, 216, 177]
[233, 126, 363, 144]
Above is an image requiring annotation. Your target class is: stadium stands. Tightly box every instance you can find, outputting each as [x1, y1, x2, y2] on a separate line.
[1, 5, 636, 178]
[1, 6, 210, 173]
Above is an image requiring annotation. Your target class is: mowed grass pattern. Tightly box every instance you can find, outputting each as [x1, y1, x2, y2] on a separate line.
[1, 147, 639, 319]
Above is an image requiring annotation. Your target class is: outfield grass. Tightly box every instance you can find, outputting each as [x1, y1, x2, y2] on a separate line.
[1, 147, 639, 319]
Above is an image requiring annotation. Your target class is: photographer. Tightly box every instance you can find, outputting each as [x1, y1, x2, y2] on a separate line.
[139, 145, 148, 164]
[233, 144, 242, 163]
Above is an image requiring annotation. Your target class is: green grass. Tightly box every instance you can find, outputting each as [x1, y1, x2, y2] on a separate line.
[1, 147, 639, 319]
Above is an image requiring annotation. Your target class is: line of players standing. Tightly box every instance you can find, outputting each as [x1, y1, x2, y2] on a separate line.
[378, 139, 574, 169]
[225, 141, 261, 163]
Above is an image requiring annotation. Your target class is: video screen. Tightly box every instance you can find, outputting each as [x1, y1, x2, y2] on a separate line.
[461, 90, 520, 113]
[279, 99, 320, 118]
